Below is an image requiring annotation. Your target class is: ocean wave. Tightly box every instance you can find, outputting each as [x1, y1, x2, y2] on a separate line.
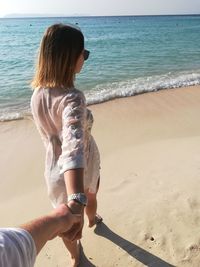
[1, 70, 200, 122]
[0, 112, 24, 122]
[85, 71, 200, 105]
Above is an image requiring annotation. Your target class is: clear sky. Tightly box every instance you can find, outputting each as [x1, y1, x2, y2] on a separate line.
[1, 0, 200, 18]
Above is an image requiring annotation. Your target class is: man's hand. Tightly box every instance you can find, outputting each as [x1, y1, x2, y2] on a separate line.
[19, 203, 82, 254]
[49, 203, 82, 240]
[59, 201, 84, 241]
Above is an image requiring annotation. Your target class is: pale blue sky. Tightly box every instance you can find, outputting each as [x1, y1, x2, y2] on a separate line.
[1, 0, 200, 18]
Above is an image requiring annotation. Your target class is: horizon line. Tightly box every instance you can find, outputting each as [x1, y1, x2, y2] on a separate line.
[1, 13, 200, 19]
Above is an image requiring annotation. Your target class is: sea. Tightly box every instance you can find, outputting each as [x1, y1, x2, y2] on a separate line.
[0, 15, 200, 121]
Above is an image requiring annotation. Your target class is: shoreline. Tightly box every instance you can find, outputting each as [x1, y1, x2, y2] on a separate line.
[1, 83, 200, 123]
[0, 85, 200, 266]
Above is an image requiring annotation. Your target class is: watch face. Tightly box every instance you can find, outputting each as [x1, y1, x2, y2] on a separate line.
[80, 194, 87, 205]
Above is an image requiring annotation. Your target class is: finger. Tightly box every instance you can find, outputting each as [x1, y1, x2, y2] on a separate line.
[71, 222, 84, 241]
[68, 227, 82, 241]
[62, 230, 80, 241]
[72, 214, 82, 223]
[61, 223, 81, 241]
[72, 233, 82, 241]
[66, 213, 81, 230]
[72, 229, 82, 241]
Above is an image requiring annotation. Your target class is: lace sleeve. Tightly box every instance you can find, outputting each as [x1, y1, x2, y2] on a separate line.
[58, 92, 86, 174]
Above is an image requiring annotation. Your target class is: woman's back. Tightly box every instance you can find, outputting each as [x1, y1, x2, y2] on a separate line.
[31, 87, 86, 145]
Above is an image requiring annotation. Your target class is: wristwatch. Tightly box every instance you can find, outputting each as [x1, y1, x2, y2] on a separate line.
[67, 193, 88, 206]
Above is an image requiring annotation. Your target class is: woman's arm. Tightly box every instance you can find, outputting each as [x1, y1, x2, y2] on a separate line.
[64, 168, 84, 195]
[59, 92, 87, 240]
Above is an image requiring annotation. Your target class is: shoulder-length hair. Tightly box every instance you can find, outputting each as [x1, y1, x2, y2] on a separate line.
[31, 23, 84, 89]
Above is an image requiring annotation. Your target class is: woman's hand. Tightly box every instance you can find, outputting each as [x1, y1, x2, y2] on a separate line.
[60, 200, 84, 241]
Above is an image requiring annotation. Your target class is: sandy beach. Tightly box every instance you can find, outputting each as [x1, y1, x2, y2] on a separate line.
[0, 85, 200, 267]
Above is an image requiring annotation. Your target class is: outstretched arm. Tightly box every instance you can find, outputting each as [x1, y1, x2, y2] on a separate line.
[20, 204, 80, 254]
[59, 92, 87, 240]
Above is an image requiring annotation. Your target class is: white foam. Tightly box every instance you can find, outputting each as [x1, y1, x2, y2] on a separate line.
[85, 71, 200, 105]
[0, 112, 24, 122]
[1, 70, 200, 122]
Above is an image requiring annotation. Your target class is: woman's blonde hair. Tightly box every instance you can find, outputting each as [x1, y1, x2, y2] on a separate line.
[31, 23, 84, 89]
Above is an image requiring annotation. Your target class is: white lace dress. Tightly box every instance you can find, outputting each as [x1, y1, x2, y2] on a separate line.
[31, 87, 100, 207]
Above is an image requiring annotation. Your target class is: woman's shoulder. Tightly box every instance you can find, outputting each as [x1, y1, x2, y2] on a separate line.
[59, 88, 86, 111]
[62, 87, 85, 102]
[67, 87, 85, 98]
[31, 87, 47, 99]
[31, 87, 85, 102]
[30, 87, 43, 106]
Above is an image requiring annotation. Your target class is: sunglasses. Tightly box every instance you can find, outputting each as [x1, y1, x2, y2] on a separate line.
[83, 49, 90, 61]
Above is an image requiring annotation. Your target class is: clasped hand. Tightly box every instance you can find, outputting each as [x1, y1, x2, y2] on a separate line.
[53, 201, 84, 241]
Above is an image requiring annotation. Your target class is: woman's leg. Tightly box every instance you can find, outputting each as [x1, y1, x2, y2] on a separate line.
[85, 179, 102, 227]
[85, 191, 97, 227]
[62, 238, 80, 267]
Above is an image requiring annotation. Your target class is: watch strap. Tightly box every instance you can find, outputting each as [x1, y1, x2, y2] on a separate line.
[67, 193, 87, 206]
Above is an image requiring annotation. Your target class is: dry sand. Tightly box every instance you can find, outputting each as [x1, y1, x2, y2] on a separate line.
[0, 85, 200, 267]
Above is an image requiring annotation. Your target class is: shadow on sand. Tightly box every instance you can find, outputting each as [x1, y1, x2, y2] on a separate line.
[85, 222, 176, 267]
[79, 241, 96, 267]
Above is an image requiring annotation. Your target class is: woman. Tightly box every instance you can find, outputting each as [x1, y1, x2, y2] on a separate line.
[31, 23, 102, 267]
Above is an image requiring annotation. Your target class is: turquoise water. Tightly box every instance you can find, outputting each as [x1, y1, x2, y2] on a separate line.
[0, 15, 200, 121]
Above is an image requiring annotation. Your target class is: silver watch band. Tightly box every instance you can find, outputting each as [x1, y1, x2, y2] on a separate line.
[67, 193, 88, 206]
